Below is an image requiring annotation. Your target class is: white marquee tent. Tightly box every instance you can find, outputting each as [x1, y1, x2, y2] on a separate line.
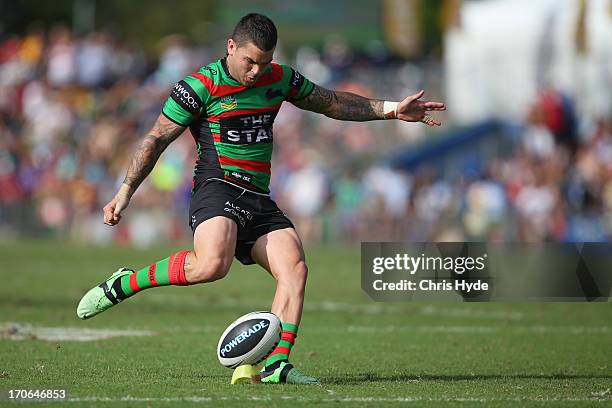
[445, 0, 612, 124]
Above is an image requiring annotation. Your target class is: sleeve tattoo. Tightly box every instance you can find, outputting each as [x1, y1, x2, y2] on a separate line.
[291, 84, 385, 121]
[122, 114, 185, 193]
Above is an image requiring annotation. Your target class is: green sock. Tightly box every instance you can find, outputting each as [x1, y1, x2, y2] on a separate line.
[118, 250, 190, 298]
[265, 322, 298, 369]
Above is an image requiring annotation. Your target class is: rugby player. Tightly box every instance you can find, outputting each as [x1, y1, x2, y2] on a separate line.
[77, 13, 445, 384]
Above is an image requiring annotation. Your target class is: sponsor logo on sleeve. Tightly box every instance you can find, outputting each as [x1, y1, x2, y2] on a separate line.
[170, 80, 202, 114]
[290, 69, 305, 89]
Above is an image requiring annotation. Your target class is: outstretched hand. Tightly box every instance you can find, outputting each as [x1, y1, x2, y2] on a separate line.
[396, 90, 446, 126]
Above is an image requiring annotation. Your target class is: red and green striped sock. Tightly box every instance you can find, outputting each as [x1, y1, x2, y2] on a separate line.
[264, 322, 298, 369]
[119, 250, 190, 297]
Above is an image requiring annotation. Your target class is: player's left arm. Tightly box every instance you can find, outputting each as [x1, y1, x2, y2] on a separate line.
[291, 85, 446, 126]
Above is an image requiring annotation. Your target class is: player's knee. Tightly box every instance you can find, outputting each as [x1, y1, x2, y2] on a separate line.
[295, 260, 308, 284]
[191, 256, 231, 283]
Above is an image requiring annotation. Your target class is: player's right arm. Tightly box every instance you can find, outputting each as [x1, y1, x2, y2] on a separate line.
[103, 115, 185, 226]
[104, 68, 209, 226]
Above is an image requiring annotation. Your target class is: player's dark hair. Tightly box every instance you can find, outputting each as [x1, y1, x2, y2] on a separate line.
[232, 13, 277, 51]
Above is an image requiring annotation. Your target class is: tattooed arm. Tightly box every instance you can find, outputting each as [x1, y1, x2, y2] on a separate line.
[292, 85, 446, 125]
[292, 85, 384, 121]
[103, 114, 185, 226]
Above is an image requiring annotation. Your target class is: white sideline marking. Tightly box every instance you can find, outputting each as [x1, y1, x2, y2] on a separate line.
[66, 395, 610, 403]
[305, 301, 390, 314]
[4, 321, 606, 341]
[419, 305, 525, 321]
[290, 302, 525, 320]
[168, 325, 610, 335]
[147, 296, 526, 320]
[308, 303, 525, 320]
[0, 323, 156, 342]
[346, 325, 610, 334]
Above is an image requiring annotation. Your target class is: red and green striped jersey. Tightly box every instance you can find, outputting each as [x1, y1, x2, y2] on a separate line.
[162, 57, 314, 193]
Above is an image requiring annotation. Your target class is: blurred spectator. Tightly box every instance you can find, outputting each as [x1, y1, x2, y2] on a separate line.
[0, 25, 610, 246]
[46, 25, 76, 87]
[283, 149, 329, 242]
[76, 32, 114, 87]
[154, 35, 195, 86]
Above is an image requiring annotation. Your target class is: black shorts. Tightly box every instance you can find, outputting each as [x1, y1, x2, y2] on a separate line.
[189, 179, 294, 265]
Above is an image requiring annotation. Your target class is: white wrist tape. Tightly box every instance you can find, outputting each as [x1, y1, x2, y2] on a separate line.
[118, 183, 134, 198]
[383, 101, 398, 119]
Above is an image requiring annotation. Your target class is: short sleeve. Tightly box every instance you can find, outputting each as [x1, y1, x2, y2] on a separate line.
[162, 75, 209, 126]
[285, 67, 315, 102]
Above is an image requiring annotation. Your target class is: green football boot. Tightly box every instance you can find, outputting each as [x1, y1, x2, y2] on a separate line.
[260, 361, 319, 384]
[77, 268, 133, 319]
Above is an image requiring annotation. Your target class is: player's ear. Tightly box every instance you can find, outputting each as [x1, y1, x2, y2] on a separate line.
[227, 39, 236, 56]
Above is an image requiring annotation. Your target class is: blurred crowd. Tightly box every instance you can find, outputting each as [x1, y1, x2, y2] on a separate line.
[400, 98, 612, 243]
[1, 26, 610, 246]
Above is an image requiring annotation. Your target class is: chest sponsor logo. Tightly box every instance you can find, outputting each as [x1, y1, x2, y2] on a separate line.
[220, 95, 238, 110]
[220, 114, 275, 144]
[222, 128, 273, 144]
[170, 80, 202, 114]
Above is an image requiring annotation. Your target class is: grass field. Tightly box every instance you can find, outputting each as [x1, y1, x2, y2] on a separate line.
[0, 240, 610, 407]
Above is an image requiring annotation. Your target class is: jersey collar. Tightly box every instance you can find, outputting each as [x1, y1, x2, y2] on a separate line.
[220, 56, 240, 85]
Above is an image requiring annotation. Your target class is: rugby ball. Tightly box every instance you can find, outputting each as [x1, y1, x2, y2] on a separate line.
[217, 311, 281, 368]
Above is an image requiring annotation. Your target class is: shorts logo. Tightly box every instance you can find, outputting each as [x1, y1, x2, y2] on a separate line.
[170, 80, 202, 114]
[224, 200, 253, 227]
[220, 95, 238, 110]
